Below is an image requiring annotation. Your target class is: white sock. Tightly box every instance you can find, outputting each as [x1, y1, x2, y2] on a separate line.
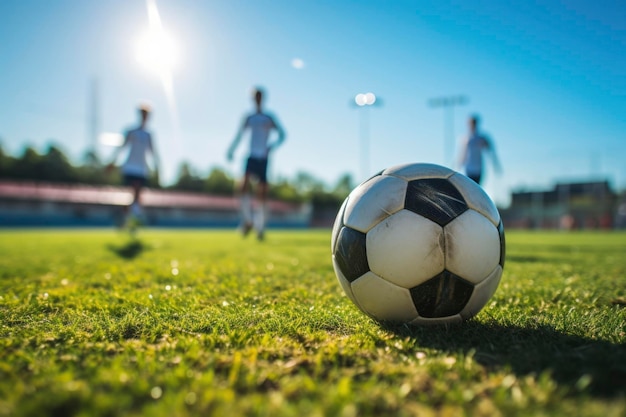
[241, 194, 253, 225]
[254, 203, 267, 233]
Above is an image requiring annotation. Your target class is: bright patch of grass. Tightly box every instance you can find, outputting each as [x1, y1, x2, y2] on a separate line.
[0, 229, 625, 416]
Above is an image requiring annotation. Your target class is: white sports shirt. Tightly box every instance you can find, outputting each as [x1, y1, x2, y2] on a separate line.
[463, 133, 490, 176]
[244, 112, 278, 159]
[121, 127, 154, 178]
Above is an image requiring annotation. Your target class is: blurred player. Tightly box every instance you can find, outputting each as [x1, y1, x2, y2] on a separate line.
[107, 103, 160, 226]
[459, 114, 501, 184]
[227, 87, 286, 240]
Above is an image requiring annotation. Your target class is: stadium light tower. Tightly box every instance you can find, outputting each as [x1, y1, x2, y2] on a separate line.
[352, 92, 383, 180]
[428, 95, 468, 168]
[87, 78, 100, 160]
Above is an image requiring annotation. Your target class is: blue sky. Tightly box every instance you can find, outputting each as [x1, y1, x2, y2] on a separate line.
[1, 0, 624, 206]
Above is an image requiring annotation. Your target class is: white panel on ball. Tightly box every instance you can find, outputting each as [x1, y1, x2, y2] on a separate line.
[332, 255, 360, 306]
[460, 265, 503, 320]
[351, 271, 419, 322]
[367, 209, 444, 288]
[448, 173, 500, 227]
[383, 163, 455, 181]
[331, 197, 349, 252]
[444, 210, 500, 283]
[343, 175, 407, 233]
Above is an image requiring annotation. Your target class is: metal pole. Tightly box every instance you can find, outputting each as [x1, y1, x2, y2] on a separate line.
[353, 93, 382, 181]
[88, 78, 99, 158]
[360, 106, 370, 180]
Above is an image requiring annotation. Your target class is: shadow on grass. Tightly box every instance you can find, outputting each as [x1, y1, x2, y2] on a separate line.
[384, 321, 626, 398]
[107, 239, 148, 259]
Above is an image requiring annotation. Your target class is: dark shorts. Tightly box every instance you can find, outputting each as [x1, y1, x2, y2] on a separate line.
[467, 172, 482, 184]
[245, 157, 268, 184]
[124, 174, 148, 187]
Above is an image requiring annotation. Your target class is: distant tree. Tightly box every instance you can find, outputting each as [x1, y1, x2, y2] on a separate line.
[77, 149, 110, 185]
[0, 143, 15, 178]
[12, 146, 44, 180]
[310, 187, 346, 211]
[81, 149, 101, 167]
[293, 171, 325, 194]
[173, 161, 204, 191]
[204, 167, 235, 195]
[268, 177, 304, 203]
[41, 144, 77, 183]
[102, 166, 123, 186]
[293, 172, 350, 225]
[332, 173, 354, 199]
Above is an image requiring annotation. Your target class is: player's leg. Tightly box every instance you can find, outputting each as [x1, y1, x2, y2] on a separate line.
[253, 159, 269, 241]
[121, 175, 137, 227]
[239, 161, 254, 236]
[128, 177, 147, 234]
[130, 180, 144, 217]
[255, 181, 268, 241]
[469, 173, 482, 185]
[465, 170, 482, 185]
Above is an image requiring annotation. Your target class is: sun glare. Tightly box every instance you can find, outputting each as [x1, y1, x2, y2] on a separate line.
[135, 29, 178, 76]
[135, 0, 180, 80]
[291, 58, 305, 69]
[99, 132, 124, 147]
[135, 0, 183, 181]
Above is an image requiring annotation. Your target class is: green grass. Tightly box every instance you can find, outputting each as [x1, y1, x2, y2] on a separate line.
[0, 229, 625, 417]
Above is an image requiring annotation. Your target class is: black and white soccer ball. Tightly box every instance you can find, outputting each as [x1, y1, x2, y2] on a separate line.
[331, 163, 505, 325]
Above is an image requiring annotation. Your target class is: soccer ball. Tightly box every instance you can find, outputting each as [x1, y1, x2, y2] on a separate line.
[331, 163, 505, 325]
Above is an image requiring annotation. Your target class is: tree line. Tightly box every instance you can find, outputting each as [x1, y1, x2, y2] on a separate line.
[0, 143, 354, 210]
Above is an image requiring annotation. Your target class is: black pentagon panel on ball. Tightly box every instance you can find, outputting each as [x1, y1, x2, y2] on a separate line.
[409, 270, 474, 318]
[334, 226, 370, 282]
[498, 221, 506, 267]
[404, 178, 468, 226]
[331, 196, 349, 253]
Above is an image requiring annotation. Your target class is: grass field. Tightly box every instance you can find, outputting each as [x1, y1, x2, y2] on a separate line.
[1, 229, 625, 416]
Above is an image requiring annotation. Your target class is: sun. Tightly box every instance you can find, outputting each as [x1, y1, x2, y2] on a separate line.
[134, 0, 179, 79]
[135, 27, 178, 77]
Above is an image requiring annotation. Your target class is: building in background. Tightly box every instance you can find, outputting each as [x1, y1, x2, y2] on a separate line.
[2, 179, 625, 230]
[500, 180, 618, 230]
[0, 181, 311, 228]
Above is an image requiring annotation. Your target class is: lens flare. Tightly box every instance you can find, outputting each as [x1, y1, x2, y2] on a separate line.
[136, 0, 182, 182]
[291, 58, 305, 69]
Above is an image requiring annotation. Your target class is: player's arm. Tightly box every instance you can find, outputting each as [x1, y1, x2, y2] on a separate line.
[485, 137, 503, 174]
[148, 134, 161, 181]
[268, 116, 286, 151]
[227, 117, 248, 161]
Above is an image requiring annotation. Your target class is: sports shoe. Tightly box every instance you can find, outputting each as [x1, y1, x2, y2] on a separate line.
[241, 222, 253, 237]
